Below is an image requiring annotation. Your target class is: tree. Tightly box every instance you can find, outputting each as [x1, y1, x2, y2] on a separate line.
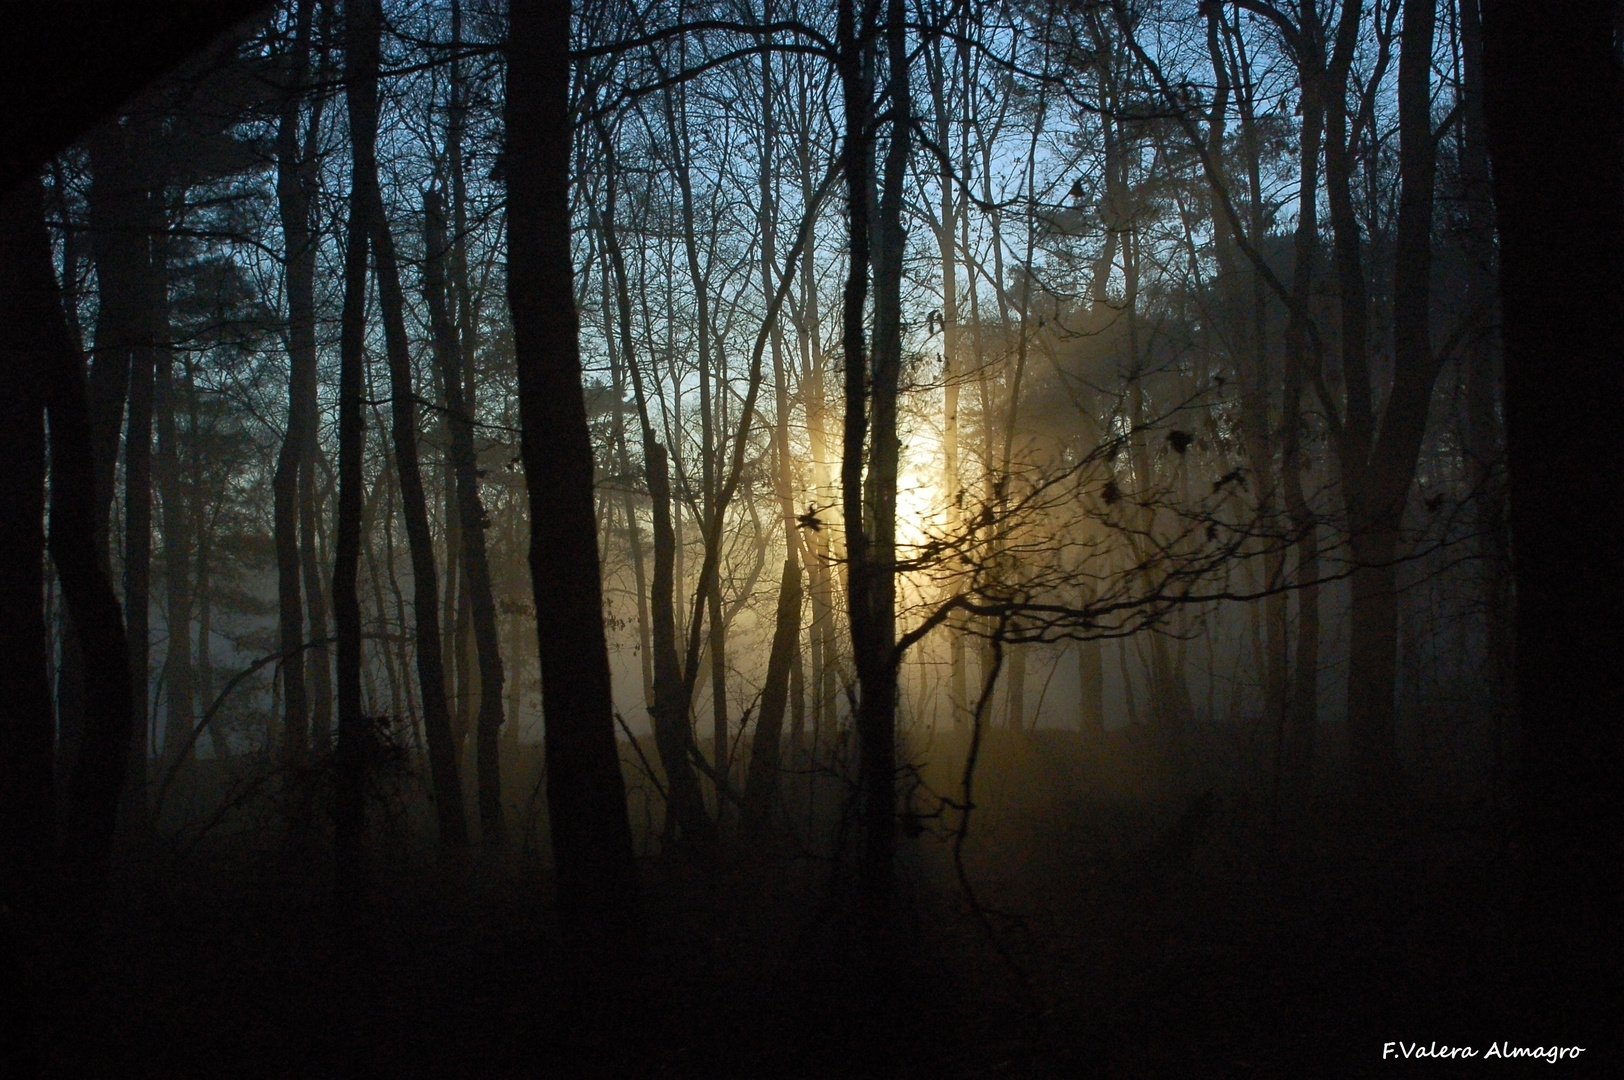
[349, 0, 470, 855]
[0, 174, 134, 911]
[333, 0, 375, 910]
[505, 0, 640, 972]
[838, 0, 910, 947]
[424, 186, 507, 847]
[272, 0, 319, 770]
[0, 182, 57, 904]
[1480, 0, 1623, 1021]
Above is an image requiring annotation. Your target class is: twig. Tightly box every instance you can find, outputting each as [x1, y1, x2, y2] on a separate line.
[614, 709, 669, 804]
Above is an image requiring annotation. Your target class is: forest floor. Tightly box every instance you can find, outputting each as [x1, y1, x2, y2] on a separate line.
[10, 737, 1613, 1078]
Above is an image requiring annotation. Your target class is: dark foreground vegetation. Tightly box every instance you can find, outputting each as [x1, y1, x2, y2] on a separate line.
[8, 733, 1610, 1078]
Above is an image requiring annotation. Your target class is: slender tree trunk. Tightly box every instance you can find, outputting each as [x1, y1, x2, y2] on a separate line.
[1322, 1, 1379, 790]
[743, 44, 805, 845]
[425, 188, 506, 848]
[664, 77, 731, 797]
[1211, 7, 1290, 753]
[443, 461, 466, 744]
[506, 0, 640, 969]
[645, 441, 720, 851]
[743, 558, 802, 844]
[347, 0, 468, 852]
[841, 0, 909, 946]
[707, 581, 729, 802]
[120, 184, 161, 833]
[838, 0, 876, 917]
[85, 126, 139, 564]
[333, 0, 376, 911]
[301, 456, 333, 746]
[1279, 60, 1325, 809]
[45, 174, 84, 776]
[595, 228, 654, 710]
[273, 0, 315, 767]
[1117, 636, 1140, 728]
[928, 32, 968, 723]
[788, 629, 806, 752]
[1004, 648, 1027, 731]
[596, 139, 716, 852]
[154, 276, 193, 774]
[788, 80, 839, 751]
[193, 512, 223, 761]
[1345, 0, 1438, 802]
[1457, 0, 1509, 764]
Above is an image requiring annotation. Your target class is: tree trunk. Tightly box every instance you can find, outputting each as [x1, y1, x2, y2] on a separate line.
[1212, 7, 1290, 758]
[192, 489, 223, 761]
[1323, 0, 1383, 798]
[154, 279, 193, 775]
[1457, 0, 1509, 763]
[301, 454, 333, 746]
[595, 141, 717, 853]
[840, 0, 908, 947]
[273, 0, 316, 765]
[506, 0, 641, 968]
[645, 441, 721, 851]
[119, 183, 162, 833]
[1481, 0, 1624, 1024]
[16, 173, 135, 906]
[333, 0, 377, 912]
[742, 558, 802, 844]
[1344, 0, 1438, 802]
[0, 181, 56, 904]
[1004, 646, 1027, 731]
[790, 83, 839, 752]
[85, 126, 139, 563]
[425, 188, 506, 849]
[84, 123, 146, 834]
[1278, 62, 1324, 809]
[743, 47, 804, 844]
[595, 231, 654, 711]
[931, 42, 969, 726]
[665, 76, 730, 802]
[347, 0, 468, 853]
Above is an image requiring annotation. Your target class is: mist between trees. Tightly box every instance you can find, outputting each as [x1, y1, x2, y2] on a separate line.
[1, 0, 1617, 1072]
[0, 0, 1523, 947]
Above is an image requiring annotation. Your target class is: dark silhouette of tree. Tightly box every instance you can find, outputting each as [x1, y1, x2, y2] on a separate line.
[594, 124, 719, 855]
[424, 186, 507, 847]
[350, 0, 470, 856]
[0, 175, 133, 912]
[505, 0, 641, 974]
[333, 0, 377, 911]
[272, 0, 319, 771]
[1339, 0, 1440, 801]
[1481, 0, 1624, 1023]
[0, 183, 56, 907]
[838, 0, 910, 948]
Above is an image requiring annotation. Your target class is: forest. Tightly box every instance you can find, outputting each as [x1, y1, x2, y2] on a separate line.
[0, 0, 1617, 1076]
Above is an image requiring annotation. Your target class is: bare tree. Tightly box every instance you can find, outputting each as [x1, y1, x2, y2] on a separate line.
[506, 0, 641, 971]
[1481, 0, 1624, 1020]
